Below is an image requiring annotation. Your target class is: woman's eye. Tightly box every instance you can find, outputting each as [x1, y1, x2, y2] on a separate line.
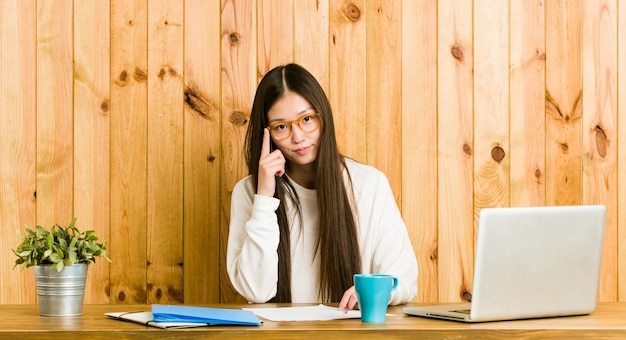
[275, 124, 287, 130]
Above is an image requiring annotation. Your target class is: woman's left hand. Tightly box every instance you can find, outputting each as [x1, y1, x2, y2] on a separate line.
[338, 286, 358, 312]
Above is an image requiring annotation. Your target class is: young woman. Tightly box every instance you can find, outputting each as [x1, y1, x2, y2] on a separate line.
[227, 63, 418, 310]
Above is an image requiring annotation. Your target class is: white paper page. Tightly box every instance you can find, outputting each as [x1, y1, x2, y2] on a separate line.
[105, 312, 209, 329]
[243, 304, 361, 321]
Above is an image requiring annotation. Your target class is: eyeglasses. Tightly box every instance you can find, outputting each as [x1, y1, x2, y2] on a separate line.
[266, 113, 321, 141]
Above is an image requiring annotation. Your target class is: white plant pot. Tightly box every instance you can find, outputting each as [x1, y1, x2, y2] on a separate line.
[34, 264, 88, 316]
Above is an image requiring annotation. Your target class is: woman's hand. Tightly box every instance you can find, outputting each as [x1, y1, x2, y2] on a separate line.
[338, 286, 358, 312]
[257, 128, 285, 197]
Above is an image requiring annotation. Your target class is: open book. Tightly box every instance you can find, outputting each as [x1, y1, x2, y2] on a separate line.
[106, 305, 261, 329]
[106, 311, 209, 329]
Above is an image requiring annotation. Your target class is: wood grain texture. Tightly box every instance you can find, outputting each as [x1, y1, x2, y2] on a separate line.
[2, 0, 626, 306]
[545, 0, 583, 206]
[581, 0, 618, 302]
[36, 0, 73, 227]
[509, 0, 546, 207]
[0, 0, 36, 304]
[437, 0, 474, 303]
[220, 0, 256, 304]
[401, 0, 438, 303]
[329, 0, 366, 162]
[294, 0, 329, 92]
[618, 0, 626, 302]
[73, 0, 111, 304]
[110, 0, 149, 304]
[366, 0, 402, 205]
[473, 0, 509, 213]
[4, 303, 626, 339]
[146, 0, 184, 304]
[183, 0, 221, 304]
[258, 0, 293, 75]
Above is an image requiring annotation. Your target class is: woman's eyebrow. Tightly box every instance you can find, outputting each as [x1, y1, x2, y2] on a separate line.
[268, 108, 315, 123]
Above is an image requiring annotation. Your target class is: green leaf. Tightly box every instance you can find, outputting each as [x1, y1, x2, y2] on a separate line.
[18, 250, 32, 257]
[12, 218, 111, 270]
[69, 235, 78, 248]
[68, 250, 77, 264]
[46, 233, 53, 250]
[59, 238, 68, 250]
[53, 261, 64, 272]
[49, 253, 60, 263]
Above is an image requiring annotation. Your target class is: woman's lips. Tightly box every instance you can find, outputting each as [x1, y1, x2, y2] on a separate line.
[294, 145, 311, 155]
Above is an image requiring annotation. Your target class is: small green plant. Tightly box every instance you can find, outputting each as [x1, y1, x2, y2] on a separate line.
[13, 218, 111, 272]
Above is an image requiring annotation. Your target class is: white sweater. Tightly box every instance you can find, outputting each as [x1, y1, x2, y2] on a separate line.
[227, 158, 418, 304]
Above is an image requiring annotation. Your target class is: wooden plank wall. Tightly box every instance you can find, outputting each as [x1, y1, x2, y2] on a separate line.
[0, 0, 623, 305]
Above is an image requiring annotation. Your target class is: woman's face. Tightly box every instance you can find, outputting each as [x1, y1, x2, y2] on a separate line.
[266, 91, 322, 169]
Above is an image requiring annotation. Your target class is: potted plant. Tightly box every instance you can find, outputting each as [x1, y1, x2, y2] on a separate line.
[12, 218, 111, 316]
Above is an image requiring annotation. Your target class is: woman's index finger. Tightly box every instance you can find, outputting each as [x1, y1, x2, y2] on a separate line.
[261, 127, 271, 157]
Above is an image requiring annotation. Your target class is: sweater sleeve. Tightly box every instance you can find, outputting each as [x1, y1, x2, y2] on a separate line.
[226, 177, 281, 303]
[356, 166, 418, 305]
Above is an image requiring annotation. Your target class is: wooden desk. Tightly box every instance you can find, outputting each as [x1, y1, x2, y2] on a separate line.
[2, 303, 626, 339]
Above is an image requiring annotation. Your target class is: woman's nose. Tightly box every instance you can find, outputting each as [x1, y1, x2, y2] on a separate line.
[290, 124, 305, 142]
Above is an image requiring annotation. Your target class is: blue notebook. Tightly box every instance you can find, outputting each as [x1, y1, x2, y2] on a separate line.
[151, 305, 261, 326]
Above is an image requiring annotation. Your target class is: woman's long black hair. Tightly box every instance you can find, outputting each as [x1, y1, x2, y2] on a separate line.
[244, 63, 362, 302]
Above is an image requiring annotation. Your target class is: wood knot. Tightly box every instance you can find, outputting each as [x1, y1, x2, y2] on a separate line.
[156, 66, 179, 80]
[462, 291, 472, 302]
[184, 86, 213, 118]
[168, 286, 184, 302]
[451, 45, 464, 62]
[560, 142, 568, 152]
[133, 67, 147, 83]
[535, 168, 542, 180]
[429, 245, 438, 262]
[117, 291, 126, 302]
[229, 111, 248, 126]
[207, 155, 215, 162]
[462, 143, 472, 156]
[536, 48, 546, 60]
[100, 99, 110, 113]
[119, 70, 128, 82]
[344, 3, 361, 22]
[229, 33, 240, 45]
[595, 125, 607, 157]
[491, 146, 505, 163]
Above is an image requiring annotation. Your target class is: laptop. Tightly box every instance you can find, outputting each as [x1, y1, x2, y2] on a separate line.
[403, 205, 606, 322]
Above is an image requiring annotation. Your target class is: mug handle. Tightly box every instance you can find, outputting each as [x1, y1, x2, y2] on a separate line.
[391, 277, 398, 291]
